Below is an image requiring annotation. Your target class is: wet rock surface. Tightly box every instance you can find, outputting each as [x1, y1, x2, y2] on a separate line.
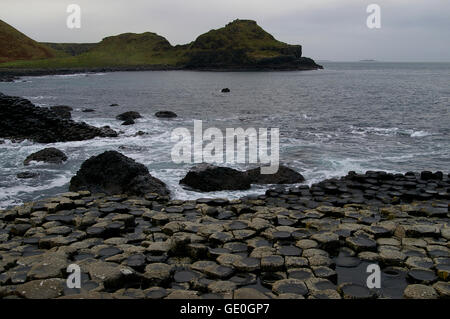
[69, 151, 170, 196]
[24, 148, 68, 166]
[180, 164, 251, 191]
[0, 170, 448, 299]
[155, 111, 177, 119]
[0, 93, 118, 143]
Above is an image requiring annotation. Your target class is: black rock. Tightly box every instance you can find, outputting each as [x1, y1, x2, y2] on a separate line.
[221, 88, 231, 93]
[82, 108, 95, 113]
[50, 105, 72, 119]
[17, 171, 40, 179]
[155, 111, 177, 118]
[69, 150, 169, 196]
[24, 148, 67, 166]
[246, 165, 305, 184]
[180, 164, 251, 192]
[110, 104, 119, 107]
[0, 94, 118, 143]
[122, 119, 135, 126]
[116, 111, 142, 121]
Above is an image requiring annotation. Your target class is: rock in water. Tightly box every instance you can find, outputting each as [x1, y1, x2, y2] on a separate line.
[17, 171, 40, 179]
[69, 151, 169, 196]
[50, 106, 72, 119]
[180, 164, 251, 191]
[24, 148, 68, 166]
[121, 119, 135, 126]
[116, 111, 142, 121]
[246, 165, 305, 184]
[221, 88, 231, 93]
[155, 111, 177, 118]
[0, 93, 118, 143]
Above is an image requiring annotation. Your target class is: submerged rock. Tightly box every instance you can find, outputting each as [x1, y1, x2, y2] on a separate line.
[69, 150, 169, 196]
[180, 164, 251, 192]
[246, 165, 305, 184]
[24, 148, 67, 166]
[155, 111, 177, 118]
[116, 111, 142, 121]
[121, 119, 135, 126]
[221, 88, 230, 93]
[0, 93, 118, 143]
[17, 171, 40, 179]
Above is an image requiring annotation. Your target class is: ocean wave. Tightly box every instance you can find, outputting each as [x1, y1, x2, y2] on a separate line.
[350, 126, 433, 138]
[0, 173, 71, 210]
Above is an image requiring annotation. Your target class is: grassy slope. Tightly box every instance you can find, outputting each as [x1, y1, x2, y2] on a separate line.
[0, 20, 63, 63]
[41, 42, 98, 56]
[1, 32, 178, 68]
[0, 19, 304, 69]
[188, 19, 299, 59]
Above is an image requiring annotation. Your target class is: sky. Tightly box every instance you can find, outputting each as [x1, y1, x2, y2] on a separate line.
[1, 0, 449, 62]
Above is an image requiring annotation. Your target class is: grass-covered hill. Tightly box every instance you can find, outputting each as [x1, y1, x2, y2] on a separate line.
[0, 19, 62, 63]
[0, 19, 322, 70]
[41, 42, 97, 56]
[181, 19, 303, 68]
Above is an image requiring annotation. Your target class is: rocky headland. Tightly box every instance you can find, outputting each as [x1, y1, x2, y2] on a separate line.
[0, 164, 448, 299]
[0, 19, 323, 76]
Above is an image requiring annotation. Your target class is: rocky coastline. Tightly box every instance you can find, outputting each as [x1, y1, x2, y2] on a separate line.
[0, 170, 448, 299]
[0, 93, 117, 143]
[0, 59, 323, 82]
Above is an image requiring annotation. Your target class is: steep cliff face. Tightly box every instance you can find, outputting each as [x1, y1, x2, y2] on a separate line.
[0, 20, 60, 63]
[181, 19, 312, 69]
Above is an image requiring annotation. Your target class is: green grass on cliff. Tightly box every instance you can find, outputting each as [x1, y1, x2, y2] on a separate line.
[187, 19, 298, 60]
[0, 19, 303, 69]
[41, 42, 98, 56]
[0, 19, 63, 63]
[1, 32, 181, 68]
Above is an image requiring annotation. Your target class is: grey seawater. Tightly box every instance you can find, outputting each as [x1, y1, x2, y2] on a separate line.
[0, 62, 449, 209]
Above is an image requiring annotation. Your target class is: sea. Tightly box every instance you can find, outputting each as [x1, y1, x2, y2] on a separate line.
[0, 62, 449, 209]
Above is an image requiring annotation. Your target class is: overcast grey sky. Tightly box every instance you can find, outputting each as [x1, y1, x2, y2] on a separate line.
[1, 0, 449, 61]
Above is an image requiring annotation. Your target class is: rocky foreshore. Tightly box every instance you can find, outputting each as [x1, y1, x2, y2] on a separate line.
[0, 93, 117, 143]
[0, 171, 449, 299]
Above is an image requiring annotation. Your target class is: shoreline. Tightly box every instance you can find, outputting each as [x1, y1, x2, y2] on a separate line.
[0, 64, 323, 81]
[1, 170, 449, 299]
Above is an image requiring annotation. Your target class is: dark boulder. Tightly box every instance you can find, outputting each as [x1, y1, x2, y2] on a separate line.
[50, 106, 72, 119]
[110, 103, 119, 107]
[155, 111, 177, 118]
[180, 164, 251, 192]
[17, 171, 40, 179]
[24, 148, 67, 166]
[221, 88, 231, 93]
[122, 119, 135, 126]
[69, 151, 169, 196]
[116, 111, 142, 121]
[0, 94, 118, 143]
[82, 108, 95, 113]
[246, 165, 305, 184]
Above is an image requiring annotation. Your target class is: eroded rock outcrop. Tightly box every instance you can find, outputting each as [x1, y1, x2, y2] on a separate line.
[24, 148, 67, 166]
[180, 164, 251, 192]
[0, 93, 117, 143]
[69, 151, 169, 196]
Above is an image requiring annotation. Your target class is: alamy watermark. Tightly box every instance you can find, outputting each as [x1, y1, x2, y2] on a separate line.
[66, 4, 81, 29]
[366, 264, 381, 289]
[171, 120, 280, 174]
[66, 264, 81, 289]
[366, 4, 381, 29]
